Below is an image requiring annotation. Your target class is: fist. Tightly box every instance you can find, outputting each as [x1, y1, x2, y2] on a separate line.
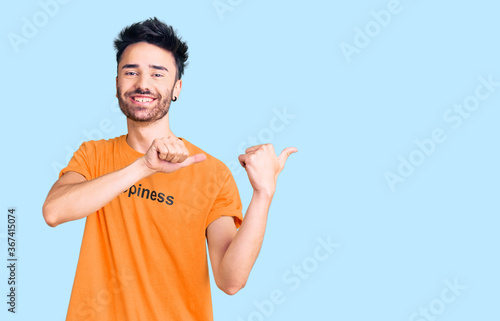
[238, 144, 297, 195]
[143, 136, 206, 174]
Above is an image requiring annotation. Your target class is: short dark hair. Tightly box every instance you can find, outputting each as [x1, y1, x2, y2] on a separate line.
[114, 17, 189, 79]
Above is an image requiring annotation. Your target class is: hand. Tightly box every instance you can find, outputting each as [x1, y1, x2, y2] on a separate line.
[238, 144, 297, 195]
[142, 136, 207, 174]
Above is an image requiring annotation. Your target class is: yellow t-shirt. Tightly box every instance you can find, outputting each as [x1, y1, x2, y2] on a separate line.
[60, 135, 243, 321]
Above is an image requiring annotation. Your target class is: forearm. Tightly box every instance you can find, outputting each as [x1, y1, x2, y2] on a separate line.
[43, 158, 153, 227]
[217, 190, 274, 290]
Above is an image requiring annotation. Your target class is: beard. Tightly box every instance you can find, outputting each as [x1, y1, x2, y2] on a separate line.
[117, 86, 174, 123]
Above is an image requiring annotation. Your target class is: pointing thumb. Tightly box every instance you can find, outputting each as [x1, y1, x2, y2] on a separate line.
[278, 147, 298, 170]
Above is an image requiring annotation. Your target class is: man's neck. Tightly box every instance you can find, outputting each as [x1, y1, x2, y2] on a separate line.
[126, 115, 174, 154]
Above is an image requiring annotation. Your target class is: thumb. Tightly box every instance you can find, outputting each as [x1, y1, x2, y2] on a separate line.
[277, 147, 298, 170]
[179, 153, 207, 168]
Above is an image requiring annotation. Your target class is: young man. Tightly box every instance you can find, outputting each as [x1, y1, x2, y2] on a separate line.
[43, 17, 297, 321]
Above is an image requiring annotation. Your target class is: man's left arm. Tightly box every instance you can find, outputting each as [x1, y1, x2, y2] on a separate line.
[207, 144, 297, 295]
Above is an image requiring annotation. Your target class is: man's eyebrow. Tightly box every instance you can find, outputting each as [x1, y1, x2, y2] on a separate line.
[149, 64, 169, 72]
[121, 64, 169, 72]
[121, 64, 139, 69]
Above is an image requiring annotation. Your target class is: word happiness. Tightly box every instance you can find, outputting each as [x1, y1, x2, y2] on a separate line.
[123, 184, 174, 205]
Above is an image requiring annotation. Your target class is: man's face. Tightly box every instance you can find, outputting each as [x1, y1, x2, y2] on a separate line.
[116, 42, 181, 123]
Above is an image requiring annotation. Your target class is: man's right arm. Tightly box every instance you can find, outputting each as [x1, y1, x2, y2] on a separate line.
[42, 158, 154, 227]
[42, 137, 207, 227]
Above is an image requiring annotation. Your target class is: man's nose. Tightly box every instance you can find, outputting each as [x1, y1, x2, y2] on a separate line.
[135, 74, 151, 91]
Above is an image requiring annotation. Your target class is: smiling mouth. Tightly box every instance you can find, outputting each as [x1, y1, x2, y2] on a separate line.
[130, 95, 157, 104]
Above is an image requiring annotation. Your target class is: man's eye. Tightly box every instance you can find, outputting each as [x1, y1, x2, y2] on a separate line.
[125, 71, 137, 76]
[153, 73, 164, 77]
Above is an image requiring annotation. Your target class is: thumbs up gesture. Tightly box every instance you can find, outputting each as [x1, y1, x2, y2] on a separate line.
[238, 144, 297, 196]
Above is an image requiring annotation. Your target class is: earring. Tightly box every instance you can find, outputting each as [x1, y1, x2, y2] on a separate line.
[172, 96, 178, 102]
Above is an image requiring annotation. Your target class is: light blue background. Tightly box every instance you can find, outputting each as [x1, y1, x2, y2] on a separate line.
[1, 0, 499, 320]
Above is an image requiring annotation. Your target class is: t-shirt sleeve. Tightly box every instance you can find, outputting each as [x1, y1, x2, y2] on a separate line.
[59, 142, 95, 180]
[206, 169, 244, 229]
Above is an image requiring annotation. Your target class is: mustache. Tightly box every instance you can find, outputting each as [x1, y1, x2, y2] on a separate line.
[125, 88, 159, 97]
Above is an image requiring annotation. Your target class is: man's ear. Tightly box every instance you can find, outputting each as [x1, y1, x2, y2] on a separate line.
[173, 79, 182, 99]
[115, 76, 118, 98]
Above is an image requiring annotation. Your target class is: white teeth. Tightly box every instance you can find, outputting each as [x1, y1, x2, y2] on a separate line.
[133, 97, 153, 103]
